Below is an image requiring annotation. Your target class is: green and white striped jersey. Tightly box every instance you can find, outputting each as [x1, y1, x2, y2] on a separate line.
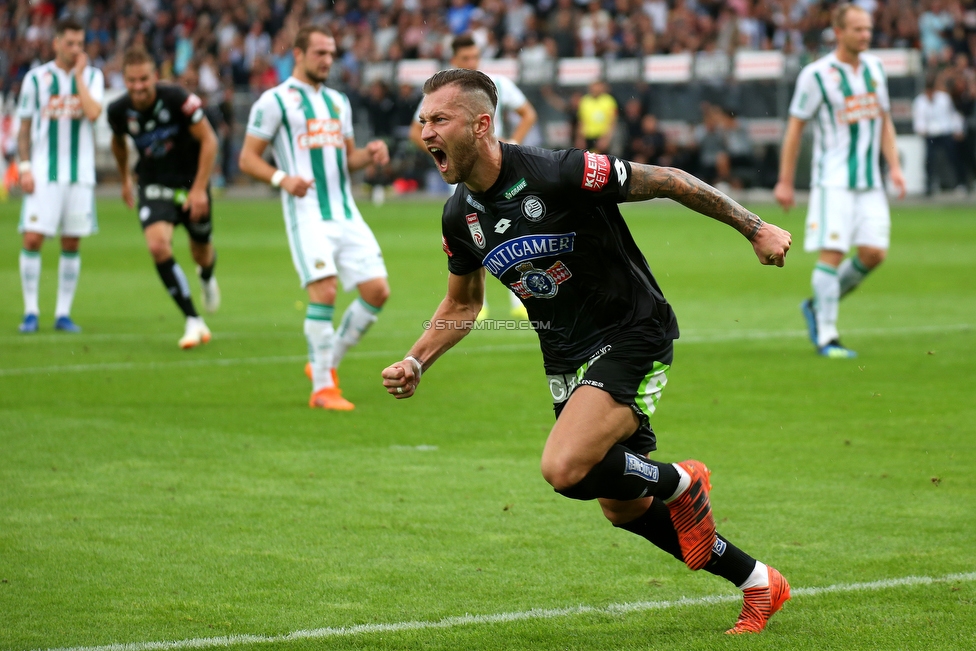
[246, 77, 362, 221]
[789, 52, 890, 190]
[16, 61, 104, 186]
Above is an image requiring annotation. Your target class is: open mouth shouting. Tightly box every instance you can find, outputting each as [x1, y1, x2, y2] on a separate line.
[428, 146, 448, 174]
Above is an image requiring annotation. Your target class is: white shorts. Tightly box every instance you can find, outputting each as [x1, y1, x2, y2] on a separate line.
[804, 187, 890, 253]
[18, 181, 97, 237]
[282, 197, 387, 289]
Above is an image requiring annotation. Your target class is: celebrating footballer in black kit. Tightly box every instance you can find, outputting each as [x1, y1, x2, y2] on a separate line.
[108, 47, 220, 349]
[383, 69, 795, 635]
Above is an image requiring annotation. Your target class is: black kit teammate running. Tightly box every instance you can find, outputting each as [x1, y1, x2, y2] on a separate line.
[382, 69, 794, 635]
[108, 47, 220, 349]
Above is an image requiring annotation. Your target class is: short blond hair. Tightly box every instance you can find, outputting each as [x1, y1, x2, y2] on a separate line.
[832, 3, 868, 30]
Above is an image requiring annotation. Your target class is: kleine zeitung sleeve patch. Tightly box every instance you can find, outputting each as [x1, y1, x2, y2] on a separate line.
[582, 151, 610, 191]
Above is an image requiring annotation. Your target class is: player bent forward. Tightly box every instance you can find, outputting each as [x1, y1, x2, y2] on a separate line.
[108, 48, 221, 349]
[16, 17, 104, 333]
[383, 69, 793, 634]
[239, 25, 391, 410]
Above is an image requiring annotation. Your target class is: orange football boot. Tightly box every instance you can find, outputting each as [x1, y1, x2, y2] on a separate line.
[726, 565, 791, 634]
[666, 459, 716, 570]
[309, 386, 354, 411]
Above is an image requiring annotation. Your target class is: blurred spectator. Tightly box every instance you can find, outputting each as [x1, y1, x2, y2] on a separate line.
[365, 80, 399, 140]
[576, 80, 617, 152]
[718, 106, 756, 188]
[621, 96, 646, 159]
[631, 114, 667, 166]
[945, 52, 976, 189]
[919, 0, 956, 65]
[447, 0, 476, 35]
[913, 73, 966, 194]
[693, 103, 727, 185]
[244, 21, 272, 71]
[249, 56, 279, 93]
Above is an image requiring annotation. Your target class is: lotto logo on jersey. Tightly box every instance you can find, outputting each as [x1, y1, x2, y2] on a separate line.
[42, 95, 83, 120]
[839, 93, 881, 123]
[297, 118, 343, 149]
[582, 151, 610, 192]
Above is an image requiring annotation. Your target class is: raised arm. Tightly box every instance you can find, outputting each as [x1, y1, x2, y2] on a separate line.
[73, 55, 102, 121]
[381, 268, 486, 398]
[626, 163, 792, 266]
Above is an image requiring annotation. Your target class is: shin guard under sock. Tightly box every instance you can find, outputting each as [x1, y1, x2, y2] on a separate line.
[155, 258, 198, 317]
[556, 445, 680, 502]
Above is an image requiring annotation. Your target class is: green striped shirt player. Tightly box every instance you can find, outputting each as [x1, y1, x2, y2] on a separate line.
[775, 3, 905, 359]
[240, 25, 391, 411]
[15, 17, 104, 334]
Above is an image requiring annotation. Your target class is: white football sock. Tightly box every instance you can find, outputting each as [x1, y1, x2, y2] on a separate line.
[55, 251, 81, 318]
[838, 256, 870, 299]
[812, 262, 840, 347]
[332, 298, 380, 369]
[20, 249, 41, 316]
[305, 303, 336, 391]
[738, 561, 769, 590]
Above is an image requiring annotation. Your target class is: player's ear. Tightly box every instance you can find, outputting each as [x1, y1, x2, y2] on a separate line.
[473, 113, 491, 139]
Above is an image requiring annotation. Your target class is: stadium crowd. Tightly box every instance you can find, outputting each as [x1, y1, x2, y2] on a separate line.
[2, 0, 976, 190]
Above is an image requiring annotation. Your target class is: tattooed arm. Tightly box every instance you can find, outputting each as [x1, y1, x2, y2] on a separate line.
[626, 163, 793, 267]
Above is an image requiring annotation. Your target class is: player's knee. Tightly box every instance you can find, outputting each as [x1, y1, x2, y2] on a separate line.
[363, 283, 390, 308]
[22, 232, 44, 251]
[147, 240, 172, 262]
[859, 248, 886, 269]
[541, 454, 590, 494]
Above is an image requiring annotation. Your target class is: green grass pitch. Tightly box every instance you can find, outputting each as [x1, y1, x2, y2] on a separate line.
[1, 194, 974, 651]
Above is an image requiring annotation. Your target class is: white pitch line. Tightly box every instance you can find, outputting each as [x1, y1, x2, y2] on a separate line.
[30, 572, 976, 651]
[0, 323, 970, 378]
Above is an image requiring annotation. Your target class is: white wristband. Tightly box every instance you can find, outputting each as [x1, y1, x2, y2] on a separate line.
[404, 356, 423, 379]
[17, 161, 32, 174]
[270, 170, 286, 188]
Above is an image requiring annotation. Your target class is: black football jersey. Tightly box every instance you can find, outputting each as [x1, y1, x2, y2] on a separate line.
[107, 84, 206, 188]
[442, 144, 680, 374]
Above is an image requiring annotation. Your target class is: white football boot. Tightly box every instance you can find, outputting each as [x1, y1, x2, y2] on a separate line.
[179, 316, 212, 349]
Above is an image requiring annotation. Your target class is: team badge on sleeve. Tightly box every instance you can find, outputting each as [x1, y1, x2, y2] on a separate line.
[465, 213, 486, 249]
[582, 152, 610, 192]
[441, 235, 453, 257]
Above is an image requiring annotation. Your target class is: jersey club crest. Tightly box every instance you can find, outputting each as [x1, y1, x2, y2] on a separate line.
[509, 261, 572, 299]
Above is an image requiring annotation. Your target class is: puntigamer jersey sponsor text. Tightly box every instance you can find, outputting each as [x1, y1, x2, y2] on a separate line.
[442, 145, 679, 374]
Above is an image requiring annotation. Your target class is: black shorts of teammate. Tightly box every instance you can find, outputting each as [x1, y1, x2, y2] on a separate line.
[137, 184, 213, 244]
[549, 332, 674, 455]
